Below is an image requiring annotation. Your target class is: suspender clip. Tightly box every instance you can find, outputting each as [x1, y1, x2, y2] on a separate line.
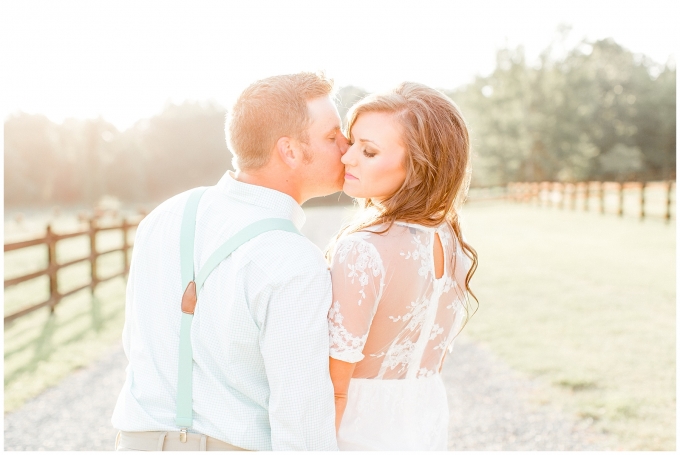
[179, 428, 187, 443]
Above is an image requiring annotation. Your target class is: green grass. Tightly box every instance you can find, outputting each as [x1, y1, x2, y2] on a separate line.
[4, 203, 675, 450]
[4, 278, 127, 413]
[4, 217, 134, 413]
[460, 202, 675, 450]
[2, 206, 354, 414]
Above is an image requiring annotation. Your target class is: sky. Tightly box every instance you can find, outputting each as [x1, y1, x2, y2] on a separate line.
[1, 0, 677, 131]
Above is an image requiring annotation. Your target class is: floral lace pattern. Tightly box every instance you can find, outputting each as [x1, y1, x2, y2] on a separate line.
[328, 301, 369, 363]
[335, 233, 383, 306]
[328, 223, 470, 380]
[399, 231, 432, 279]
[372, 338, 416, 375]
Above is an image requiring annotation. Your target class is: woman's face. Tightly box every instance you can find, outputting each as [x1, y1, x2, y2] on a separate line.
[341, 112, 407, 201]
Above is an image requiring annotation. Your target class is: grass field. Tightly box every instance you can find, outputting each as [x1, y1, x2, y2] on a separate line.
[4, 216, 135, 413]
[460, 202, 675, 450]
[3, 207, 355, 414]
[4, 202, 675, 450]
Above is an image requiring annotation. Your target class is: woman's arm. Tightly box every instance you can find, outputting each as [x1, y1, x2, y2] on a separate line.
[327, 235, 384, 432]
[329, 357, 356, 432]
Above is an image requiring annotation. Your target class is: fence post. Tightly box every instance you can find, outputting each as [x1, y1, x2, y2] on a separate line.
[600, 182, 606, 215]
[666, 181, 673, 223]
[89, 218, 98, 295]
[571, 184, 577, 210]
[46, 225, 58, 312]
[122, 218, 130, 275]
[584, 182, 590, 212]
[533, 183, 539, 205]
[640, 182, 646, 221]
[618, 182, 624, 217]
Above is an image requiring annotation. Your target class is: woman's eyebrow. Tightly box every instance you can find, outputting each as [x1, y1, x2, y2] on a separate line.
[358, 137, 381, 148]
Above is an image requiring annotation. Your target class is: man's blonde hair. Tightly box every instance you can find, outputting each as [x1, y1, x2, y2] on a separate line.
[227, 72, 334, 171]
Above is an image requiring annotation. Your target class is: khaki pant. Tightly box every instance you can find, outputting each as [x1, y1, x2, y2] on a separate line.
[115, 430, 248, 451]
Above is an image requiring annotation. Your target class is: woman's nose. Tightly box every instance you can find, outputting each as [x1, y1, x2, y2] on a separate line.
[340, 146, 354, 165]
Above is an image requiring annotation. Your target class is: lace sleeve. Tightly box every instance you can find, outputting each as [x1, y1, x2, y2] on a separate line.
[328, 233, 385, 363]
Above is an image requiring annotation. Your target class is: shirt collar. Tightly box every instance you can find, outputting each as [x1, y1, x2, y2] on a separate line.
[216, 171, 306, 230]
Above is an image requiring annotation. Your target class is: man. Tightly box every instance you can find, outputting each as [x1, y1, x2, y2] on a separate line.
[111, 72, 348, 451]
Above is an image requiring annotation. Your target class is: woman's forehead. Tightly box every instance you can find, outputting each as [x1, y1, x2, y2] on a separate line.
[351, 112, 404, 146]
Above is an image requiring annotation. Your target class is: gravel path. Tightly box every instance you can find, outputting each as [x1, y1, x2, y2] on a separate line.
[444, 337, 615, 450]
[4, 343, 126, 451]
[4, 337, 615, 451]
[4, 207, 617, 450]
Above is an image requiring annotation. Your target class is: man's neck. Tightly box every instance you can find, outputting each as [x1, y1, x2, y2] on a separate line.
[234, 169, 304, 205]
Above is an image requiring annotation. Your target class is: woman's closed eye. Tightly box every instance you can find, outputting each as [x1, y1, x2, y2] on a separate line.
[363, 149, 376, 158]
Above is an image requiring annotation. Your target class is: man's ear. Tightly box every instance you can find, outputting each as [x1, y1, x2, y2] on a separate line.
[274, 136, 303, 169]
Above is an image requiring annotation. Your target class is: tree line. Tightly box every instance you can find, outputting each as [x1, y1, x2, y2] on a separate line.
[448, 36, 675, 186]
[5, 102, 230, 207]
[4, 37, 675, 207]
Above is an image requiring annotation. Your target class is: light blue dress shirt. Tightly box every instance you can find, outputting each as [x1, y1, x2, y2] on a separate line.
[111, 171, 338, 450]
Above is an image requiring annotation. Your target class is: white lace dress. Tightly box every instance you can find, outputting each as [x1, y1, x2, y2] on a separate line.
[328, 221, 471, 451]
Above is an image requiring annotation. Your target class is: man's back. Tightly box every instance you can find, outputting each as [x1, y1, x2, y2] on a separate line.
[111, 172, 337, 450]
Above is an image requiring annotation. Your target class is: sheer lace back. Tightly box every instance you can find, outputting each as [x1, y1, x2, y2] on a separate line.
[329, 221, 471, 380]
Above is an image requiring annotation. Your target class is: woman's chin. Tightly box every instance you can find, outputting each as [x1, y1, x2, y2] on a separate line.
[342, 183, 362, 199]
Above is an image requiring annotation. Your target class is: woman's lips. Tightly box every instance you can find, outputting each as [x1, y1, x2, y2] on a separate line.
[345, 173, 358, 181]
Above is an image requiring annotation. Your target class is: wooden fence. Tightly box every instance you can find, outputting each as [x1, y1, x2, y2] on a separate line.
[4, 215, 142, 325]
[506, 180, 675, 221]
[3, 181, 674, 323]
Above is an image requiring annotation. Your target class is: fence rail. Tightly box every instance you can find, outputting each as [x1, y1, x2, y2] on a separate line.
[4, 182, 674, 323]
[4, 216, 142, 325]
[505, 180, 675, 221]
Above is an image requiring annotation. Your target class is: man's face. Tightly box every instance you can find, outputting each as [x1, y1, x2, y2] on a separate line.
[299, 96, 349, 199]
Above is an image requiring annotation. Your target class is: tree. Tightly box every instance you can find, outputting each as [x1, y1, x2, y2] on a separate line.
[447, 36, 676, 186]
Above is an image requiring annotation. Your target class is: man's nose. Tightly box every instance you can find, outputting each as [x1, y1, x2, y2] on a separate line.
[340, 145, 353, 165]
[336, 134, 350, 155]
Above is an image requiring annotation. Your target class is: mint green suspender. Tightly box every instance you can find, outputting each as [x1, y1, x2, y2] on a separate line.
[175, 186, 301, 437]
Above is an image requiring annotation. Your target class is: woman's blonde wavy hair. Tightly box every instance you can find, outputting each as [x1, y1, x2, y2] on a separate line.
[328, 82, 479, 312]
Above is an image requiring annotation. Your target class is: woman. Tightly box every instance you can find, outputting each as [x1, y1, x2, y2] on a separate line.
[327, 82, 478, 450]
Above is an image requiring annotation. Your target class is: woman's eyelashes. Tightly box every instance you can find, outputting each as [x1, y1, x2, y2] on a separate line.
[348, 138, 375, 157]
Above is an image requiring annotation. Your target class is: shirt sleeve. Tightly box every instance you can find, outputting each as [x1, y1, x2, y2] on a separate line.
[328, 234, 385, 363]
[256, 242, 338, 451]
[121, 219, 144, 360]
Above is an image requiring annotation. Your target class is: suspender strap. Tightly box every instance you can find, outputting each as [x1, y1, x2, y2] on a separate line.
[180, 187, 208, 289]
[175, 187, 301, 429]
[194, 218, 300, 292]
[176, 187, 207, 428]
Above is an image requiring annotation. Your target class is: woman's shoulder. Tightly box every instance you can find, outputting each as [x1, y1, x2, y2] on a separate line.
[333, 222, 420, 259]
[333, 230, 379, 259]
